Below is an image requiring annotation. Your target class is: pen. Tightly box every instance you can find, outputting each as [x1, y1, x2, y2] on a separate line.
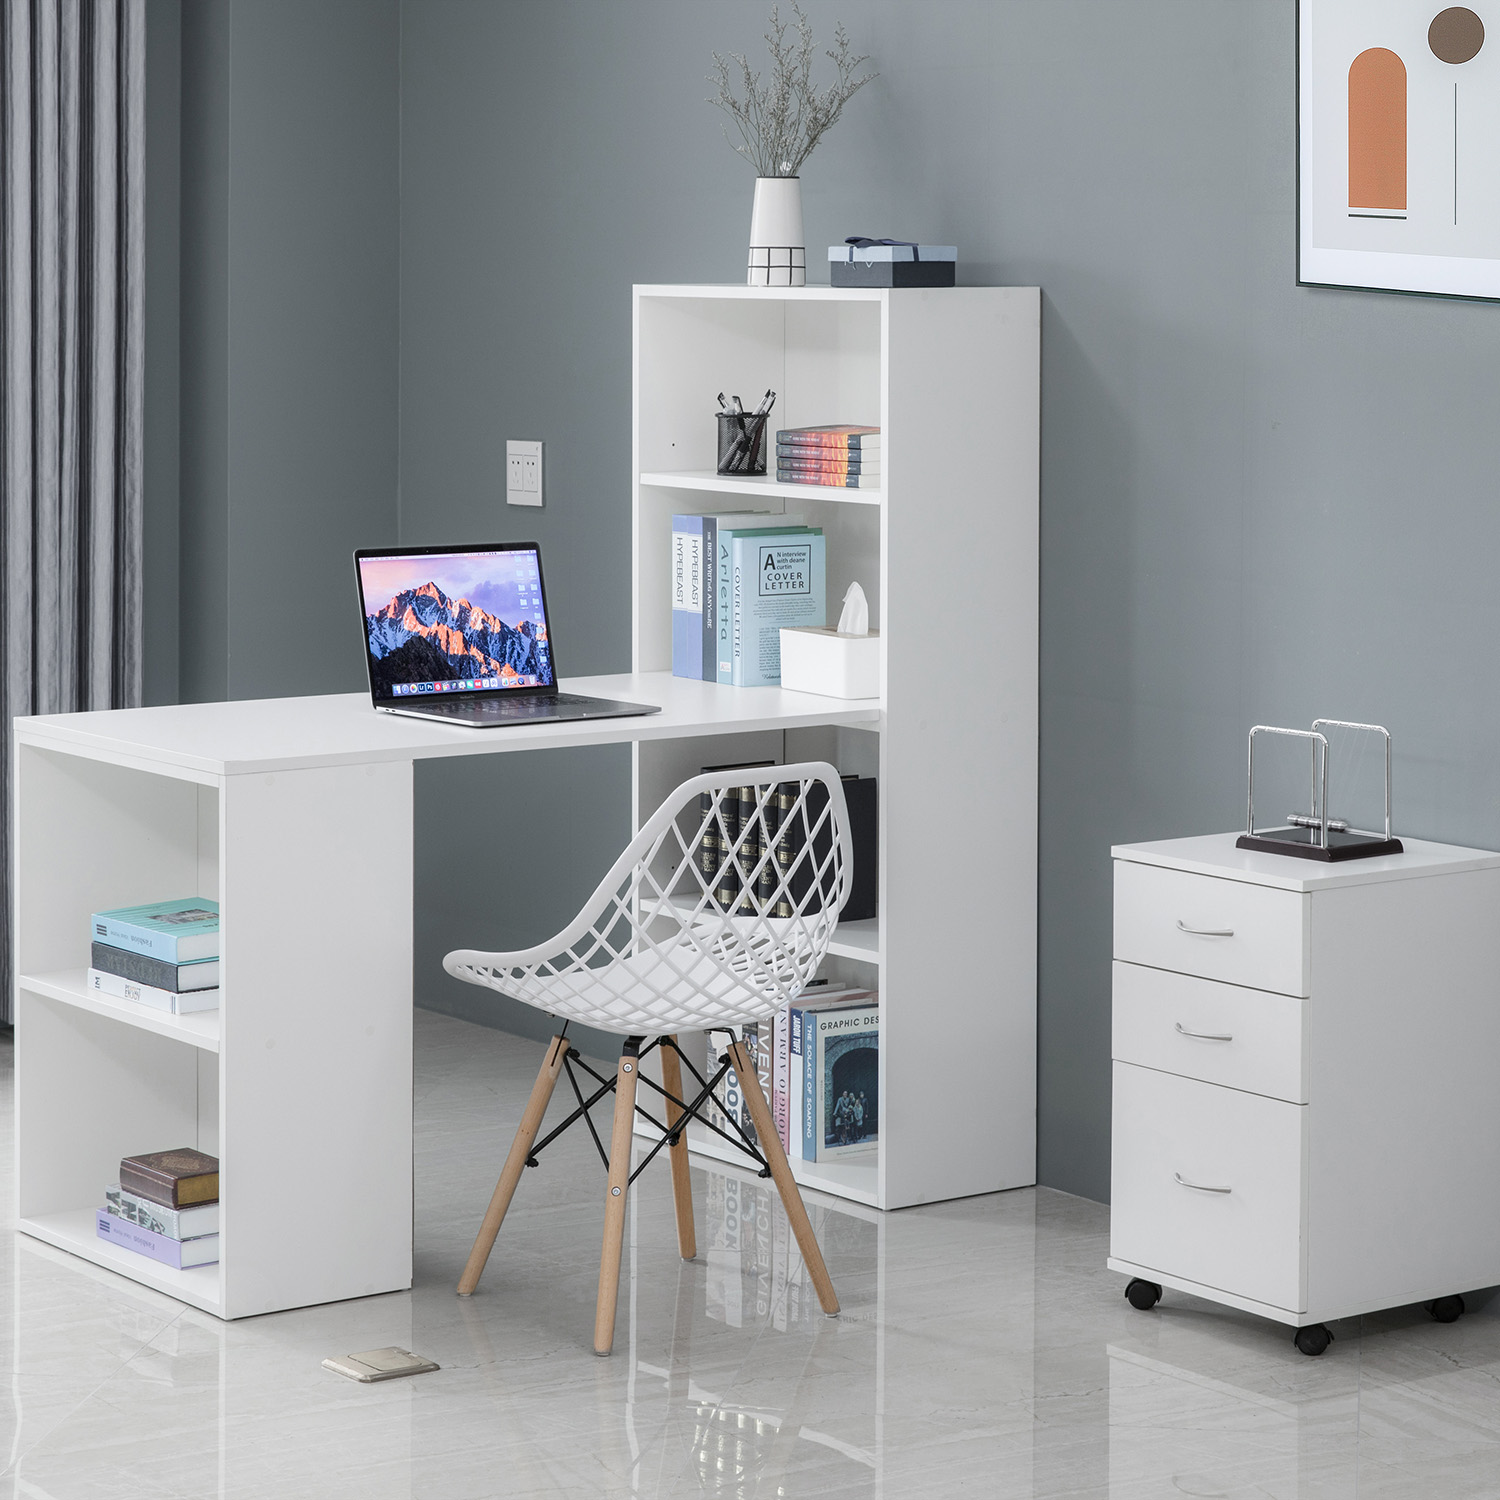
[752, 389, 776, 417]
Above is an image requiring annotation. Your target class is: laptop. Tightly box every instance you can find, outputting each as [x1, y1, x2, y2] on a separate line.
[353, 542, 661, 728]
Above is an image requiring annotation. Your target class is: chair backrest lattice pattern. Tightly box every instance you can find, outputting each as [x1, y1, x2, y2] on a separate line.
[444, 762, 853, 1036]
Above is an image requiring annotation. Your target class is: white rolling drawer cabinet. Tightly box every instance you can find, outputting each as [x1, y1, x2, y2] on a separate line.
[1108, 832, 1500, 1356]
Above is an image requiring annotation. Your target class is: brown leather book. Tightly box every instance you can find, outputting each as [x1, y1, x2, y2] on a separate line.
[119, 1148, 219, 1208]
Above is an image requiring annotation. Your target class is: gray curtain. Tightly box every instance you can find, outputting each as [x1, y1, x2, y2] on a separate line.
[1, 0, 145, 1023]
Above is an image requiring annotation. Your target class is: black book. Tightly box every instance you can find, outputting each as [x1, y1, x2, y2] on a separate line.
[840, 776, 879, 923]
[735, 781, 761, 914]
[698, 762, 774, 913]
[91, 941, 219, 994]
[696, 788, 720, 896]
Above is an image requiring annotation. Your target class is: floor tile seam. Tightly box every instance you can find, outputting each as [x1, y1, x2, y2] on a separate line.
[0, 1306, 192, 1479]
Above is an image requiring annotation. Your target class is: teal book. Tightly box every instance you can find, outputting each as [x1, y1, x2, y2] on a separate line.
[92, 898, 220, 964]
[715, 525, 812, 684]
[730, 530, 826, 686]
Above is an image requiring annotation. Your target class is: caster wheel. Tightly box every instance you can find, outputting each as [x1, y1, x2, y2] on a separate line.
[1294, 1324, 1333, 1356]
[1125, 1278, 1162, 1311]
[1430, 1295, 1466, 1324]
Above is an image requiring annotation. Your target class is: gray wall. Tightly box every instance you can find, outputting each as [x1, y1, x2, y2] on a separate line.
[177, 0, 400, 705]
[156, 1, 1500, 1202]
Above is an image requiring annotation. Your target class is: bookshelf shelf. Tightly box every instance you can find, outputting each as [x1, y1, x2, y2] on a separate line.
[639, 470, 883, 506]
[19, 969, 221, 1053]
[826, 915, 879, 963]
[633, 284, 1039, 1211]
[685, 1130, 880, 1209]
[19, 1207, 222, 1315]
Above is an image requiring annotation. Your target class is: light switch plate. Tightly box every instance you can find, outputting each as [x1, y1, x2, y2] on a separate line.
[506, 440, 543, 507]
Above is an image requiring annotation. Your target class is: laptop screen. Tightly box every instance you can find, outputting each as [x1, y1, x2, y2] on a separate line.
[354, 544, 555, 701]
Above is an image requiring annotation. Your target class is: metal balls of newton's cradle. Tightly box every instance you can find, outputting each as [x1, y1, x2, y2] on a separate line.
[1430, 7, 1484, 64]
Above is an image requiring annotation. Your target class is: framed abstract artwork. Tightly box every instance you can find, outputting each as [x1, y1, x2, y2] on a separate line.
[1299, 3, 1500, 298]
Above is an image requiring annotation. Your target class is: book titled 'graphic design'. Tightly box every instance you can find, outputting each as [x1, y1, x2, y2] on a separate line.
[95, 1209, 219, 1269]
[92, 898, 219, 963]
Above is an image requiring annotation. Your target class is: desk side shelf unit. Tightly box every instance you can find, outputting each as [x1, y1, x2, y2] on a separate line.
[631, 283, 1040, 1210]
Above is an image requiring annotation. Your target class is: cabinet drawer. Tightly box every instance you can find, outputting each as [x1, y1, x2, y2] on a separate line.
[1111, 1063, 1305, 1312]
[1113, 962, 1306, 1103]
[1114, 860, 1308, 996]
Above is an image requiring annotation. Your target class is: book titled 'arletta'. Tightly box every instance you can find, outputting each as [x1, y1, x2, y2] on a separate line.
[119, 1148, 219, 1208]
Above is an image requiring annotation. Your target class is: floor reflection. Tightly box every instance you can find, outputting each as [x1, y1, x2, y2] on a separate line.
[2, 1014, 1500, 1497]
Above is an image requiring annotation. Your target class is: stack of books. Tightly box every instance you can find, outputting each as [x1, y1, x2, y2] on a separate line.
[671, 512, 825, 685]
[709, 985, 879, 1164]
[88, 898, 220, 1015]
[96, 1148, 220, 1269]
[775, 425, 881, 490]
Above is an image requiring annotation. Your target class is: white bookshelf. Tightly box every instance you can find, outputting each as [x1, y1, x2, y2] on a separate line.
[632, 283, 1040, 1211]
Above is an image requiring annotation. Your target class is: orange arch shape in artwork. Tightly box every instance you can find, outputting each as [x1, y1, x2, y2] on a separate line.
[1349, 48, 1407, 210]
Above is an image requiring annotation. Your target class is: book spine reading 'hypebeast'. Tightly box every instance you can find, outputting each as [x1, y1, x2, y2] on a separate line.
[671, 515, 705, 680]
[730, 531, 826, 687]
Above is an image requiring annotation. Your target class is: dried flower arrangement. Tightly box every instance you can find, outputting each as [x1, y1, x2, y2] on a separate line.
[708, 3, 877, 178]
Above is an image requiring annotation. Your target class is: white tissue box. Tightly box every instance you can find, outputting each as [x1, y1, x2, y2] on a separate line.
[778, 627, 881, 700]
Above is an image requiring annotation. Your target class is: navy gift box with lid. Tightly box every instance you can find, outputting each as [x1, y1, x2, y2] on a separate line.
[829, 243, 956, 287]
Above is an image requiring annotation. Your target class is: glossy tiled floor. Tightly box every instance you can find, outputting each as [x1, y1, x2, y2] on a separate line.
[3, 1011, 1500, 1498]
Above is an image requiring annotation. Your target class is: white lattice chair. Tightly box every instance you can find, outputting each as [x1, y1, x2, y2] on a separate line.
[444, 761, 853, 1354]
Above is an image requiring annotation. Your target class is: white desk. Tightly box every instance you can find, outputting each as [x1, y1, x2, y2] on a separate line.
[12, 672, 879, 1318]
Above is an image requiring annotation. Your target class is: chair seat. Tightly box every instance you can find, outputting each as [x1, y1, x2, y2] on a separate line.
[449, 912, 836, 1035]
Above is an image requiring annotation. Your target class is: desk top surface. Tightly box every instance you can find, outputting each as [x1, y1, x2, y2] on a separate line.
[1113, 831, 1500, 891]
[14, 672, 882, 779]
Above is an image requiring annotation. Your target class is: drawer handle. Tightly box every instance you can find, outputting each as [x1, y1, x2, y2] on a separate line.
[1175, 1022, 1234, 1043]
[1174, 1172, 1232, 1194]
[1176, 919, 1235, 938]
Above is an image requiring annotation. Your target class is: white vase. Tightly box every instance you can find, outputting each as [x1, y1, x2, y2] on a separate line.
[747, 176, 805, 287]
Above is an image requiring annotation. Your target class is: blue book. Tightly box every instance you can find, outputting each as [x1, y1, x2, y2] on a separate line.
[92, 898, 220, 964]
[730, 530, 826, 686]
[698, 514, 805, 683]
[716, 525, 808, 684]
[706, 520, 810, 684]
[671, 516, 705, 680]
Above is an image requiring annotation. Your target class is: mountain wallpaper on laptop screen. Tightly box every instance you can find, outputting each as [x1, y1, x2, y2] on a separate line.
[365, 582, 547, 693]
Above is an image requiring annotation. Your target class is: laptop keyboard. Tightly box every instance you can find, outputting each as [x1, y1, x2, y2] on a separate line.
[418, 693, 610, 720]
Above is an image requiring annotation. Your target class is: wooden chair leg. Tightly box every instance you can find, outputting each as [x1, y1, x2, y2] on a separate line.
[728, 1037, 840, 1316]
[594, 1040, 642, 1355]
[457, 1034, 569, 1297]
[660, 1037, 697, 1261]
